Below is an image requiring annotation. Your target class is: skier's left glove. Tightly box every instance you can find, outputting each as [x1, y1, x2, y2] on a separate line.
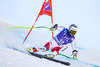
[72, 50, 78, 60]
[50, 24, 58, 31]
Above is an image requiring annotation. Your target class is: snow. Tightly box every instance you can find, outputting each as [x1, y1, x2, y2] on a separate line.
[0, 19, 100, 67]
[0, 46, 67, 67]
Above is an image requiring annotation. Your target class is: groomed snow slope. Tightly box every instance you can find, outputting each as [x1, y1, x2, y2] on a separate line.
[0, 20, 100, 67]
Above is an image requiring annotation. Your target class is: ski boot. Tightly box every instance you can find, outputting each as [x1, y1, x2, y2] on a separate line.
[45, 52, 58, 58]
[27, 47, 33, 52]
[27, 47, 38, 52]
[38, 47, 47, 52]
[45, 54, 55, 58]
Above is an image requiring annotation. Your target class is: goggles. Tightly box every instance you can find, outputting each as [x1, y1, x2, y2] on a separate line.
[70, 30, 77, 34]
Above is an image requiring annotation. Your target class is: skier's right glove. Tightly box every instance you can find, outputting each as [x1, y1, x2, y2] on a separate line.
[50, 24, 58, 31]
[72, 50, 78, 60]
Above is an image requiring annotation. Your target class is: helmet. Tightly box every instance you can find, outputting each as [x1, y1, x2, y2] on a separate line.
[69, 24, 78, 32]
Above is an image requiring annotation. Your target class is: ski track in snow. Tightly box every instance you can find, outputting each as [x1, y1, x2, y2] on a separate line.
[0, 21, 100, 67]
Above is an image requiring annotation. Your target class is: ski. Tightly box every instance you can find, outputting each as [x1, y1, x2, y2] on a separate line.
[28, 52, 70, 66]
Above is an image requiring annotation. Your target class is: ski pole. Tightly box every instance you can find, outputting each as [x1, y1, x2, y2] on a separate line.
[8, 26, 50, 29]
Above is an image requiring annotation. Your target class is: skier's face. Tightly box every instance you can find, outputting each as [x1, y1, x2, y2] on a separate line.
[69, 30, 76, 36]
[70, 33, 75, 36]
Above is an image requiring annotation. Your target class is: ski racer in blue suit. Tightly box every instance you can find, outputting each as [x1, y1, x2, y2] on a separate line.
[28, 24, 78, 59]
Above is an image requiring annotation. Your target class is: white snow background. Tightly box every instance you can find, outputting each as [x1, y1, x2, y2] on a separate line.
[0, 0, 100, 67]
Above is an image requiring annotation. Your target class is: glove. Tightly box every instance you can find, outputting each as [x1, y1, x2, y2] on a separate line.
[72, 50, 78, 60]
[50, 24, 58, 31]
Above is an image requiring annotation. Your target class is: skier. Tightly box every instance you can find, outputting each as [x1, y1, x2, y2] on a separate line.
[27, 24, 78, 59]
